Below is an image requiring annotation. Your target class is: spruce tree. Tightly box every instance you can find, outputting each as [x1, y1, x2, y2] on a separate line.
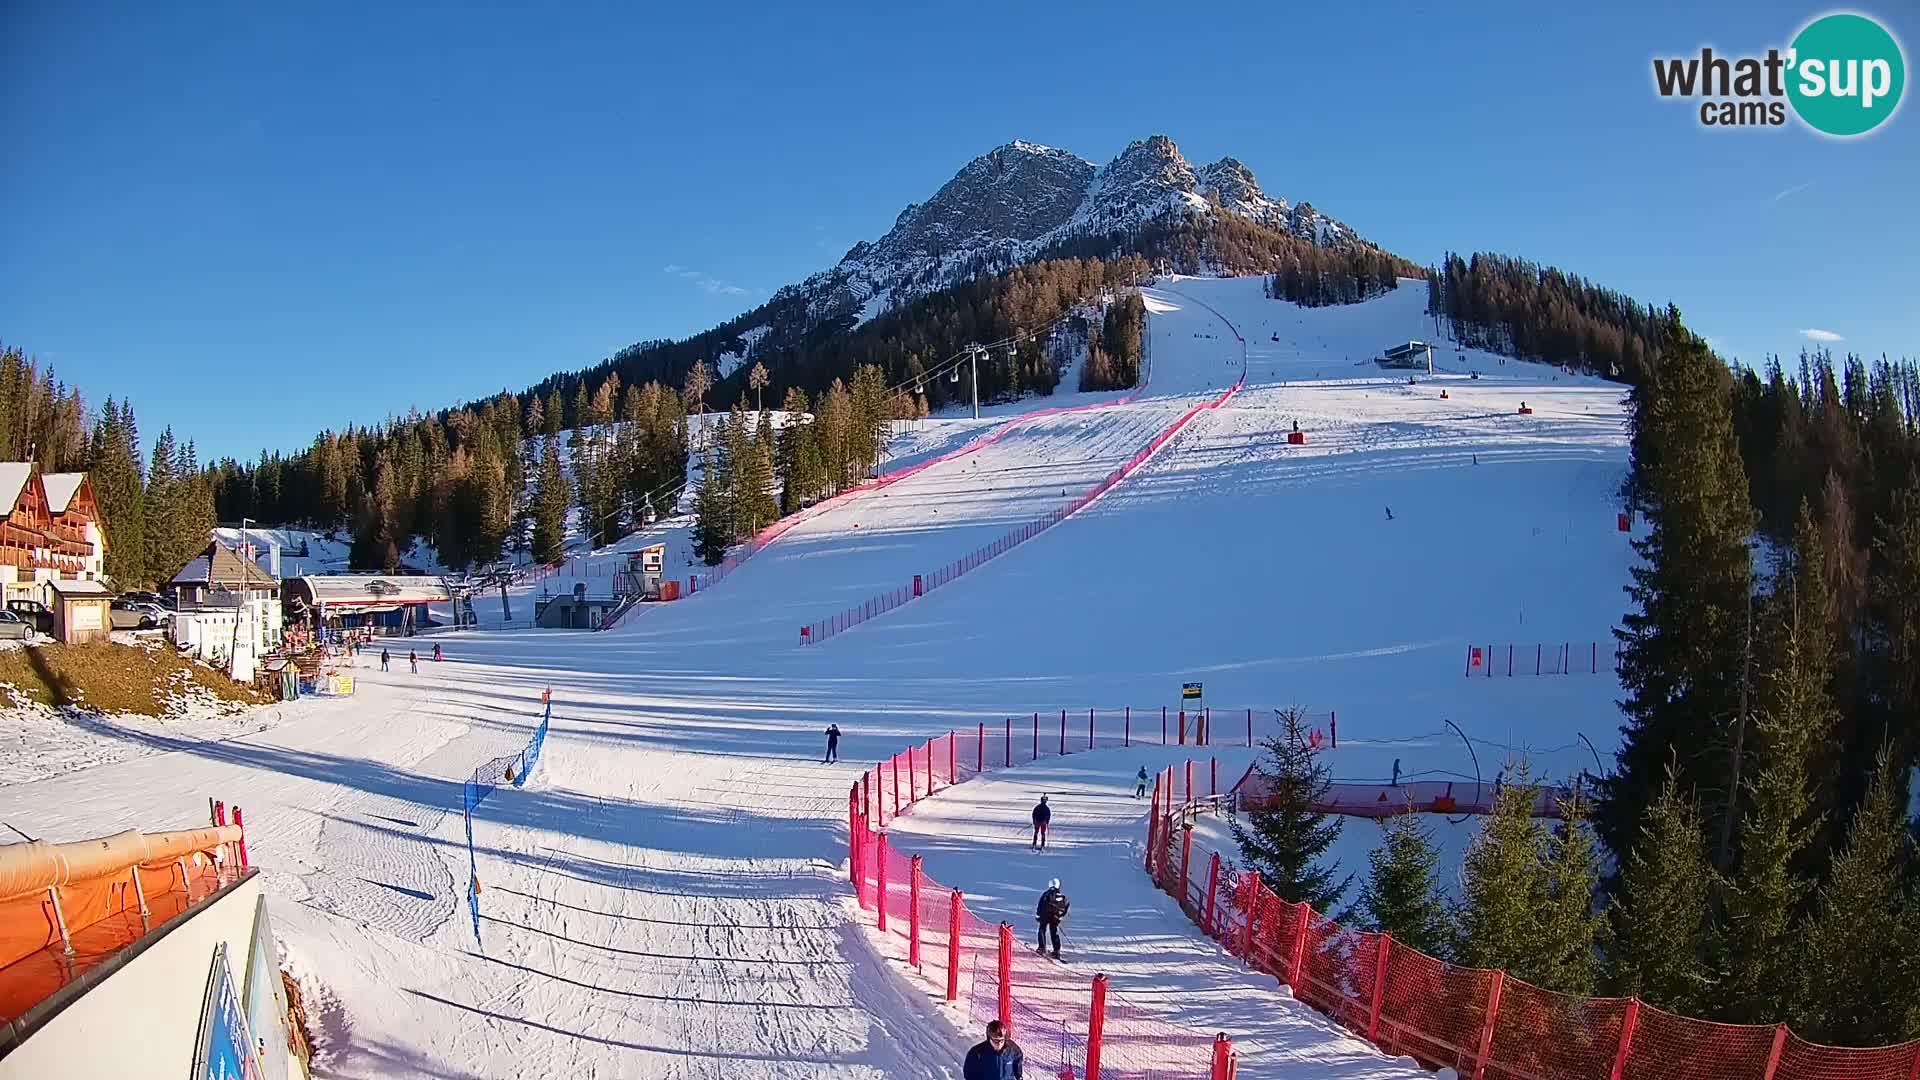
[1229, 706, 1349, 911]
[1538, 789, 1605, 994]
[530, 437, 568, 564]
[1798, 747, 1920, 1045]
[1605, 311, 1755, 870]
[778, 387, 813, 514]
[1606, 764, 1718, 1015]
[145, 428, 183, 577]
[1717, 505, 1833, 1024]
[1455, 762, 1553, 981]
[1356, 810, 1451, 956]
[690, 463, 731, 566]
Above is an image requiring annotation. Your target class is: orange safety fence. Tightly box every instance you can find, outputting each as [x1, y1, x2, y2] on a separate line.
[0, 810, 250, 1024]
[1146, 781, 1920, 1080]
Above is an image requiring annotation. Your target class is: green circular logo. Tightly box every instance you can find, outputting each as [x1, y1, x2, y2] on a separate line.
[1787, 13, 1905, 136]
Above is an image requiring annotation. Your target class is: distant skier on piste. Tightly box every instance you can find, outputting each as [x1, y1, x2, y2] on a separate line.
[1036, 878, 1069, 959]
[824, 723, 841, 764]
[1135, 766, 1149, 799]
[1030, 795, 1051, 849]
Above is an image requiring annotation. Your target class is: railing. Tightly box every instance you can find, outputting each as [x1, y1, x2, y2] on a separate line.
[1145, 783, 1920, 1080]
[1466, 641, 1620, 677]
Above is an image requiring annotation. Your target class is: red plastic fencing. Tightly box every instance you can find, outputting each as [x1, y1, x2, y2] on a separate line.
[1146, 790, 1920, 1080]
[1465, 641, 1622, 678]
[803, 372, 1247, 646]
[848, 735, 1232, 1078]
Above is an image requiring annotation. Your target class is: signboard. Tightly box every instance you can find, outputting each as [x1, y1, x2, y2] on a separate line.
[192, 942, 263, 1080]
[1181, 682, 1203, 701]
[243, 898, 292, 1080]
[640, 545, 665, 574]
[72, 605, 102, 630]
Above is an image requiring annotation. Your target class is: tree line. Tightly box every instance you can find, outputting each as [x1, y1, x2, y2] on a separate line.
[1427, 252, 1677, 383]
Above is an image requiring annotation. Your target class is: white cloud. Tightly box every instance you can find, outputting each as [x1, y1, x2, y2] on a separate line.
[663, 265, 751, 297]
[1798, 328, 1845, 343]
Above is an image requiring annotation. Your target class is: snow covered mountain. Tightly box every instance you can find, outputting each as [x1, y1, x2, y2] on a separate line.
[768, 134, 1370, 333]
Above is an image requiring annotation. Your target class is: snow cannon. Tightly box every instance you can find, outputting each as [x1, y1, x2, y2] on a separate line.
[1517, 401, 1534, 415]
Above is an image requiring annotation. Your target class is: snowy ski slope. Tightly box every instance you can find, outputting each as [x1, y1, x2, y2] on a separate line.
[0, 276, 1631, 1078]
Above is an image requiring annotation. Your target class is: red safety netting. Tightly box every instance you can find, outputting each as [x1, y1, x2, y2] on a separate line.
[1149, 796, 1920, 1080]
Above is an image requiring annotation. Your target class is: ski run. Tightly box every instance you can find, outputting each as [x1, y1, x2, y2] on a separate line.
[0, 275, 1632, 1077]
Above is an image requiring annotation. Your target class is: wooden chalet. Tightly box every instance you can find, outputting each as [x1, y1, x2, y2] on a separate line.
[0, 463, 106, 606]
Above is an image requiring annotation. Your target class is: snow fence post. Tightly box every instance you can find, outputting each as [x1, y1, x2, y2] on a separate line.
[1032, 713, 1039, 762]
[913, 573, 922, 597]
[1124, 706, 1131, 747]
[1204, 852, 1221, 936]
[949, 732, 956, 786]
[1087, 707, 1094, 750]
[1179, 823, 1193, 909]
[1330, 712, 1337, 749]
[1186, 760, 1194, 806]
[1286, 902, 1311, 989]
[1240, 872, 1261, 962]
[1085, 974, 1109, 1080]
[1059, 709, 1066, 756]
[908, 855, 923, 969]
[1366, 933, 1391, 1042]
[232, 806, 249, 871]
[1210, 1034, 1235, 1080]
[1004, 717, 1012, 767]
[1211, 757, 1218, 797]
[1246, 708, 1253, 747]
[1760, 1025, 1788, 1080]
[848, 785, 860, 893]
[1609, 998, 1640, 1080]
[1178, 710, 1186, 746]
[1145, 777, 1161, 873]
[977, 722, 985, 773]
[1471, 970, 1505, 1080]
[947, 890, 963, 1002]
[892, 756, 901, 817]
[997, 923, 1014, 1031]
[875, 833, 890, 933]
[924, 737, 934, 795]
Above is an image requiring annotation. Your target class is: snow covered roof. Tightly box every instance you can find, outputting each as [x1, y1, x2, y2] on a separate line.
[170, 542, 280, 590]
[47, 579, 113, 596]
[0, 463, 32, 516]
[40, 473, 85, 513]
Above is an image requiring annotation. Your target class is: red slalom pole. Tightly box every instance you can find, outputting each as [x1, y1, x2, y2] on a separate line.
[1086, 973, 1109, 1080]
[908, 855, 923, 968]
[232, 806, 249, 870]
[1204, 852, 1221, 935]
[997, 923, 1014, 1030]
[876, 833, 891, 933]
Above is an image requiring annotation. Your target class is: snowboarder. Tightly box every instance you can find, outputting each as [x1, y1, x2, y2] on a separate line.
[380, 648, 390, 672]
[963, 1020, 1024, 1080]
[1036, 878, 1069, 959]
[1135, 766, 1149, 799]
[824, 723, 841, 764]
[1392, 758, 1402, 786]
[408, 650, 418, 674]
[1030, 795, 1051, 849]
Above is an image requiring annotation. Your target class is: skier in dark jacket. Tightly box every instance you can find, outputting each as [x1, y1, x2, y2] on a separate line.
[1135, 766, 1149, 799]
[824, 724, 841, 764]
[1030, 795, 1051, 849]
[962, 1020, 1023, 1079]
[1036, 879, 1069, 959]
[380, 648, 390, 672]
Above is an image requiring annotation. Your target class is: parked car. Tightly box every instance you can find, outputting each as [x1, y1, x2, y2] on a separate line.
[5, 599, 53, 634]
[111, 599, 167, 630]
[0, 610, 32, 640]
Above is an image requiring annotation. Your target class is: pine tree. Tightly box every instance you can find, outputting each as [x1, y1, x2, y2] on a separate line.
[1606, 763, 1718, 1016]
[777, 387, 813, 515]
[1717, 505, 1833, 1023]
[748, 361, 770, 413]
[90, 399, 148, 586]
[1356, 810, 1451, 956]
[144, 428, 183, 577]
[1604, 311, 1756, 870]
[1798, 746, 1920, 1045]
[690, 462, 731, 566]
[1870, 477, 1920, 798]
[1229, 706, 1349, 910]
[530, 437, 568, 564]
[542, 388, 562, 438]
[741, 409, 777, 536]
[684, 359, 712, 448]
[1538, 789, 1605, 994]
[1456, 763, 1553, 979]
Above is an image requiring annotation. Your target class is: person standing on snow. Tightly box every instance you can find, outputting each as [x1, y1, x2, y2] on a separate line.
[963, 1020, 1024, 1080]
[824, 723, 841, 764]
[380, 648, 390, 672]
[408, 650, 418, 674]
[1030, 795, 1051, 849]
[1135, 766, 1149, 799]
[1036, 878, 1069, 959]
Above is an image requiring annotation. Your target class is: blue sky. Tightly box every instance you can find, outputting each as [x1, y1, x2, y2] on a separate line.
[3, 0, 1915, 460]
